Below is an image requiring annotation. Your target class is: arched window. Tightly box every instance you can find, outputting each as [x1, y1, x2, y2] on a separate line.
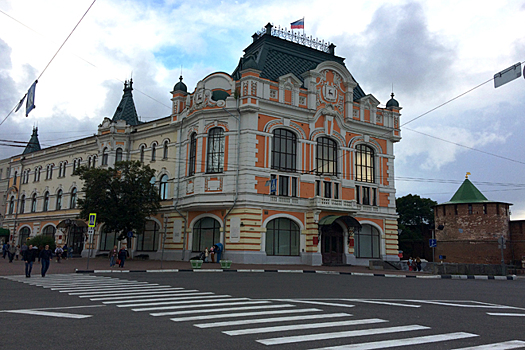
[13, 171, 17, 186]
[151, 143, 157, 162]
[115, 148, 123, 162]
[31, 193, 37, 213]
[272, 129, 297, 172]
[43, 192, 49, 211]
[355, 224, 380, 258]
[19, 227, 30, 245]
[19, 195, 25, 214]
[159, 174, 168, 200]
[206, 128, 224, 173]
[163, 141, 169, 160]
[266, 218, 300, 256]
[70, 188, 77, 209]
[136, 220, 160, 251]
[56, 190, 63, 210]
[140, 145, 145, 163]
[42, 225, 56, 237]
[355, 144, 375, 183]
[92, 155, 97, 167]
[316, 137, 337, 175]
[8, 196, 14, 214]
[102, 147, 108, 166]
[192, 217, 220, 252]
[188, 133, 197, 176]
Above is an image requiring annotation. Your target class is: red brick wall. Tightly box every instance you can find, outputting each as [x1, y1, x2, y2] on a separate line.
[509, 220, 525, 264]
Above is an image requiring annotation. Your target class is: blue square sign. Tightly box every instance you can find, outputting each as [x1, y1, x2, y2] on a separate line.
[429, 239, 437, 248]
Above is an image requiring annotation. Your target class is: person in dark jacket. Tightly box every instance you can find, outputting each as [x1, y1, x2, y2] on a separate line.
[118, 247, 128, 268]
[39, 244, 53, 277]
[23, 244, 38, 277]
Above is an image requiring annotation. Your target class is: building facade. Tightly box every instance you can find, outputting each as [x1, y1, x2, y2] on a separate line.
[1, 23, 402, 266]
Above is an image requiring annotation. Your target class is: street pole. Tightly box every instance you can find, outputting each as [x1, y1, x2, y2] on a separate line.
[86, 230, 94, 270]
[161, 216, 167, 269]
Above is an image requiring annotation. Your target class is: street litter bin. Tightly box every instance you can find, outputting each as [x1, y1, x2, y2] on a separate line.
[190, 260, 203, 269]
[220, 260, 232, 269]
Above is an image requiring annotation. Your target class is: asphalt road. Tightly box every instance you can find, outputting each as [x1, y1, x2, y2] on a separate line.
[1, 272, 524, 350]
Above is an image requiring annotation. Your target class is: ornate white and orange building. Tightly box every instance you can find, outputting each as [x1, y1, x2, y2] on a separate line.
[1, 23, 402, 266]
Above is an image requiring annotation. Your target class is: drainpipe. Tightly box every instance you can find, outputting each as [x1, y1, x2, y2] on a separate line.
[173, 118, 188, 260]
[221, 103, 241, 252]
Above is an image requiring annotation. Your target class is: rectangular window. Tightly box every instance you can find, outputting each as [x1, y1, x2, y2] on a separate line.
[468, 204, 473, 215]
[279, 175, 289, 196]
[362, 186, 370, 205]
[356, 185, 361, 204]
[291, 177, 298, 197]
[496, 203, 500, 215]
[324, 181, 332, 199]
[334, 183, 339, 199]
[315, 180, 321, 196]
[270, 174, 276, 195]
[443, 205, 446, 216]
[372, 188, 377, 206]
[483, 204, 487, 214]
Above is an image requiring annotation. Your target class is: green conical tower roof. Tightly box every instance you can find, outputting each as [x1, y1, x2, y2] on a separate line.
[22, 126, 41, 155]
[442, 178, 488, 205]
[111, 79, 142, 126]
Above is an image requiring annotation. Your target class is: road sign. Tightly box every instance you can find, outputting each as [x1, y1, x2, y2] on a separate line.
[88, 213, 97, 227]
[270, 178, 277, 193]
[429, 239, 437, 248]
[494, 62, 521, 88]
[87, 227, 94, 235]
[439, 255, 446, 260]
[127, 231, 133, 238]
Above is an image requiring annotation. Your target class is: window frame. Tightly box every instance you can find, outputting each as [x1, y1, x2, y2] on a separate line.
[271, 128, 297, 172]
[355, 144, 375, 183]
[188, 133, 197, 176]
[56, 190, 63, 210]
[316, 137, 338, 176]
[265, 218, 300, 256]
[206, 127, 225, 174]
[31, 193, 37, 213]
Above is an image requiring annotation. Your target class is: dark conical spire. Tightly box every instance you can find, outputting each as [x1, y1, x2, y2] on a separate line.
[111, 79, 142, 126]
[23, 126, 41, 155]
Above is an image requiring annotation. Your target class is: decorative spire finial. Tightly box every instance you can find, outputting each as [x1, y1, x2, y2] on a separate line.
[465, 172, 471, 179]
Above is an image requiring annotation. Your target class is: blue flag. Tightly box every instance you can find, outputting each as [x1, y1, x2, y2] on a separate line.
[14, 95, 26, 113]
[26, 80, 37, 117]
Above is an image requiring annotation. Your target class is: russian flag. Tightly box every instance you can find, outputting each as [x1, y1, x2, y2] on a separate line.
[291, 18, 304, 29]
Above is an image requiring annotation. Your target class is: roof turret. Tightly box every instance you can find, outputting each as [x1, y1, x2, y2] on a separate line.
[173, 75, 187, 93]
[111, 79, 141, 126]
[22, 126, 41, 155]
[386, 92, 399, 108]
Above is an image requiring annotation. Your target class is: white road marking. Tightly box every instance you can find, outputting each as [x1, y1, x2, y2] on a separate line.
[451, 340, 525, 349]
[414, 300, 514, 309]
[194, 312, 348, 328]
[487, 313, 525, 317]
[171, 307, 319, 322]
[273, 299, 355, 308]
[343, 299, 419, 308]
[224, 318, 388, 336]
[67, 286, 185, 295]
[155, 303, 296, 317]
[52, 283, 155, 291]
[82, 288, 186, 298]
[310, 332, 478, 349]
[103, 294, 231, 304]
[88, 289, 188, 300]
[133, 300, 269, 312]
[119, 297, 248, 308]
[257, 325, 430, 345]
[3, 310, 92, 319]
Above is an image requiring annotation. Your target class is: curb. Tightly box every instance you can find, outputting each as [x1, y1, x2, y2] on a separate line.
[74, 269, 518, 280]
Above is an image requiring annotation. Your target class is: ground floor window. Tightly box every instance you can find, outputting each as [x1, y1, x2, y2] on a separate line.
[42, 225, 56, 237]
[100, 227, 118, 251]
[266, 218, 300, 256]
[136, 220, 159, 251]
[192, 217, 220, 252]
[19, 227, 30, 245]
[355, 224, 380, 258]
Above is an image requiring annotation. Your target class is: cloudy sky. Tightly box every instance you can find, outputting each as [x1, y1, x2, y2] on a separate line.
[1, 0, 525, 216]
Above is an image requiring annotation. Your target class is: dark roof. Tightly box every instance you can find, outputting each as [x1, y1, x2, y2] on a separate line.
[112, 80, 142, 126]
[386, 93, 399, 108]
[232, 27, 366, 101]
[173, 75, 187, 93]
[23, 127, 41, 155]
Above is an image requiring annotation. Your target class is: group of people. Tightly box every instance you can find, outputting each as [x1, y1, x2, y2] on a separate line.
[195, 244, 221, 263]
[408, 256, 422, 271]
[21, 244, 54, 277]
[108, 245, 128, 268]
[2, 242, 20, 262]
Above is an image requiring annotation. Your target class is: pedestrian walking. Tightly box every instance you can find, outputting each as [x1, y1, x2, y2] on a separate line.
[39, 244, 53, 277]
[416, 257, 422, 272]
[8, 243, 16, 263]
[15, 245, 20, 260]
[55, 245, 63, 263]
[408, 257, 413, 271]
[62, 244, 68, 260]
[109, 245, 118, 267]
[20, 243, 28, 259]
[2, 241, 7, 259]
[118, 247, 128, 268]
[23, 244, 38, 277]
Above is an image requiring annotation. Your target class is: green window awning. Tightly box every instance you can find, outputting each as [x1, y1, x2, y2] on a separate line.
[318, 215, 362, 228]
[0, 227, 10, 236]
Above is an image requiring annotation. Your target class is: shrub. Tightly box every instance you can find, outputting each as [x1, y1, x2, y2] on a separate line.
[27, 235, 56, 251]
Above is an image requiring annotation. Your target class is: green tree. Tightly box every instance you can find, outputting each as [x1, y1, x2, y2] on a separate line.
[74, 161, 161, 241]
[396, 194, 437, 259]
[27, 234, 56, 250]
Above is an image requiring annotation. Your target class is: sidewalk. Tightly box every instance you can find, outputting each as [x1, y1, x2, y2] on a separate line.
[0, 256, 418, 276]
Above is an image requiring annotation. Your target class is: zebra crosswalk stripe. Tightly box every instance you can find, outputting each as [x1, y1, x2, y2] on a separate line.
[224, 318, 388, 336]
[171, 307, 320, 322]
[194, 312, 349, 328]
[119, 297, 249, 308]
[103, 294, 232, 304]
[257, 325, 430, 346]
[154, 303, 296, 317]
[309, 332, 478, 350]
[133, 300, 269, 312]
[450, 340, 525, 350]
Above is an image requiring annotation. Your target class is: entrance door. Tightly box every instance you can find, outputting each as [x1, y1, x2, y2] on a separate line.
[70, 226, 86, 256]
[321, 226, 344, 265]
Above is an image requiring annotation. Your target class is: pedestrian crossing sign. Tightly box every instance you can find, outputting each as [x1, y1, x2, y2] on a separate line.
[88, 213, 97, 227]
